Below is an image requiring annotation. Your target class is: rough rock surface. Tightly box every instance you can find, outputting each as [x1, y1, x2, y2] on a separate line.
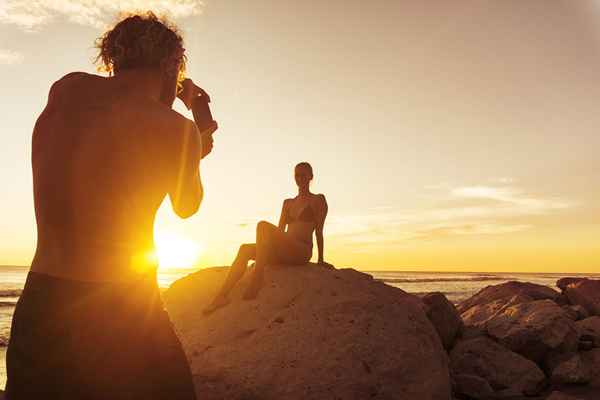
[564, 280, 600, 317]
[485, 299, 579, 362]
[451, 373, 494, 399]
[422, 292, 463, 350]
[546, 353, 591, 385]
[449, 337, 546, 397]
[164, 264, 451, 400]
[581, 349, 600, 387]
[546, 391, 584, 400]
[557, 278, 588, 292]
[563, 305, 590, 321]
[575, 317, 600, 348]
[457, 281, 559, 315]
[461, 293, 532, 329]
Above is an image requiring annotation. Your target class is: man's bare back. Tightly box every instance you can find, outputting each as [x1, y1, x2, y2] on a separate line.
[31, 72, 204, 282]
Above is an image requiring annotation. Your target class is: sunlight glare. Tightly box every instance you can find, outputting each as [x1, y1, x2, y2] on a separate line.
[155, 232, 202, 269]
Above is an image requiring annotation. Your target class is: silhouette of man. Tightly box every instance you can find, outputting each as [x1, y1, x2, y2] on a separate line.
[5, 12, 215, 399]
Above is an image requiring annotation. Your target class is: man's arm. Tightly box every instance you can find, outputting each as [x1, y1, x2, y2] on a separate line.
[167, 117, 204, 218]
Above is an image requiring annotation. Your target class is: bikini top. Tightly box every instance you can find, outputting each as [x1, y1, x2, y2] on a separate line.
[287, 204, 316, 224]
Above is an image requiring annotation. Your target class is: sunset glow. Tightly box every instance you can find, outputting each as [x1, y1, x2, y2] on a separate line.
[155, 232, 202, 269]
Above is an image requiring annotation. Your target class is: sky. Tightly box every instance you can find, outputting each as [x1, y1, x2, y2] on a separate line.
[0, 0, 599, 273]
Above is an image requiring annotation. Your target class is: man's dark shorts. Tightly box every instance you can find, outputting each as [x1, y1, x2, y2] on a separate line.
[5, 271, 196, 399]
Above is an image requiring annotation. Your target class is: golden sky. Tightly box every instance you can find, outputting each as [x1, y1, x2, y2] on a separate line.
[0, 1, 599, 272]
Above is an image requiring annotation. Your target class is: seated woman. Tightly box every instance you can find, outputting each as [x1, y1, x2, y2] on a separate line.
[204, 162, 329, 314]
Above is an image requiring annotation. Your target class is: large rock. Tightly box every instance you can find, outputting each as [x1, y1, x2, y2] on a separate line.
[485, 299, 579, 363]
[457, 281, 559, 314]
[581, 348, 600, 387]
[545, 352, 590, 385]
[565, 279, 600, 316]
[576, 317, 600, 347]
[557, 278, 588, 292]
[461, 293, 532, 329]
[449, 337, 546, 397]
[164, 265, 451, 400]
[422, 292, 463, 350]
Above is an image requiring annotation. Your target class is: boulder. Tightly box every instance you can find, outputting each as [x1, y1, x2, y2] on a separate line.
[564, 280, 600, 317]
[461, 293, 532, 329]
[557, 278, 587, 292]
[457, 281, 559, 314]
[485, 299, 579, 363]
[422, 292, 463, 350]
[545, 352, 590, 385]
[576, 317, 600, 348]
[451, 373, 494, 399]
[546, 391, 584, 400]
[581, 348, 600, 387]
[563, 305, 590, 321]
[164, 264, 451, 400]
[449, 337, 546, 397]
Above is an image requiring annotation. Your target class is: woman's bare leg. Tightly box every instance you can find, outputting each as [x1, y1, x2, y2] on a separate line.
[203, 244, 256, 314]
[243, 221, 309, 300]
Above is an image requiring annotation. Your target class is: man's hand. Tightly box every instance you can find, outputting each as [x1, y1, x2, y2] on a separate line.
[178, 78, 210, 110]
[200, 121, 217, 159]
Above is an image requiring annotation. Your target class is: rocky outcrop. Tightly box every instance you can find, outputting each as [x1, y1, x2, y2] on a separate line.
[485, 299, 579, 363]
[164, 264, 451, 400]
[449, 337, 546, 397]
[564, 279, 600, 317]
[457, 281, 559, 315]
[422, 292, 463, 350]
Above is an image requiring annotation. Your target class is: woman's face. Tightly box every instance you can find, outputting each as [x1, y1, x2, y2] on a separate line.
[294, 166, 313, 188]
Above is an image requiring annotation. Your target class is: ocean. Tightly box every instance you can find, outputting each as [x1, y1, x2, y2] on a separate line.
[0, 265, 597, 390]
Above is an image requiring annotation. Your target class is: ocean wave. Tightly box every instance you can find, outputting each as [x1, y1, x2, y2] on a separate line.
[376, 276, 507, 284]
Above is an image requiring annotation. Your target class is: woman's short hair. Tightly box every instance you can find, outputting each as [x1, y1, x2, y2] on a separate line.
[295, 162, 313, 177]
[94, 12, 186, 81]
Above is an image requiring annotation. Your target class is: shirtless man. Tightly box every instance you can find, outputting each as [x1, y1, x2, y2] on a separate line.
[6, 13, 214, 399]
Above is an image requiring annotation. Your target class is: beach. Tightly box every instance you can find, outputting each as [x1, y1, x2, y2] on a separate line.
[0, 265, 598, 391]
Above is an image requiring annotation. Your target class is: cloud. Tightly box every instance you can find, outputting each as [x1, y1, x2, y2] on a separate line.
[450, 186, 572, 213]
[0, 0, 204, 30]
[326, 184, 575, 245]
[0, 49, 23, 64]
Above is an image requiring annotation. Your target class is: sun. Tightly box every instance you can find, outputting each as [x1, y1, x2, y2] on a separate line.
[155, 232, 202, 269]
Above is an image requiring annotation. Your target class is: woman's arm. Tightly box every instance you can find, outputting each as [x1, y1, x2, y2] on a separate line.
[277, 200, 288, 231]
[315, 194, 328, 264]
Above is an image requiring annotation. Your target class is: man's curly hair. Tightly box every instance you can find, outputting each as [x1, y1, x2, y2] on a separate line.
[94, 12, 186, 84]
